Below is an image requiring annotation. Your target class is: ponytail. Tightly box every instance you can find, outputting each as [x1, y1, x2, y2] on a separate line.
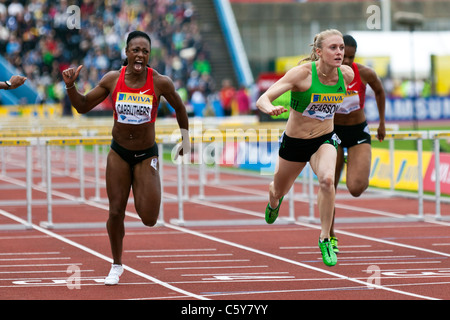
[299, 29, 343, 65]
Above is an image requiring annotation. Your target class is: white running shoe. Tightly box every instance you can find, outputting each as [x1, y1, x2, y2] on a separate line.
[104, 264, 124, 285]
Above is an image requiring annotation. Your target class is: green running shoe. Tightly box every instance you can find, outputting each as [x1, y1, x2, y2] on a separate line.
[265, 196, 284, 224]
[318, 238, 337, 267]
[330, 236, 339, 254]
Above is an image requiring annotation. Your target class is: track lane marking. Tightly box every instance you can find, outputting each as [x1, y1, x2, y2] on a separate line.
[164, 222, 439, 300]
[0, 208, 208, 300]
[3, 167, 448, 299]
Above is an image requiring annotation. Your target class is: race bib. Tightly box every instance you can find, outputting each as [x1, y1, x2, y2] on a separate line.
[115, 92, 153, 124]
[336, 90, 360, 114]
[302, 93, 344, 121]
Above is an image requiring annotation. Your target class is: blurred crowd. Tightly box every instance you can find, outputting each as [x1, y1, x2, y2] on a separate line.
[0, 0, 252, 116]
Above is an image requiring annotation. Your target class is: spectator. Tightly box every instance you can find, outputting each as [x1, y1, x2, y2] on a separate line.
[220, 78, 236, 116]
[236, 85, 250, 115]
[0, 0, 213, 115]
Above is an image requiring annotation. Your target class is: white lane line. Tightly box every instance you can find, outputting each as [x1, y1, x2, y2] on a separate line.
[0, 208, 208, 300]
[0, 257, 71, 262]
[37, 189, 450, 298]
[340, 261, 442, 266]
[165, 265, 268, 270]
[164, 222, 440, 300]
[0, 252, 60, 256]
[3, 177, 446, 300]
[181, 271, 291, 277]
[137, 253, 232, 258]
[0, 263, 76, 268]
[296, 250, 394, 254]
[186, 197, 450, 259]
[151, 259, 250, 264]
[281, 245, 372, 250]
[126, 248, 217, 253]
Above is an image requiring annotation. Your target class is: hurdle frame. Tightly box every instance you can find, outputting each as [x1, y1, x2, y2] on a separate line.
[429, 130, 450, 221]
[0, 138, 34, 230]
[1, 124, 450, 231]
[169, 131, 298, 227]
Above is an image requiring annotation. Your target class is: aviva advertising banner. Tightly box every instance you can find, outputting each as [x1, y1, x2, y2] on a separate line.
[235, 143, 443, 193]
[213, 140, 447, 195]
[365, 149, 432, 191]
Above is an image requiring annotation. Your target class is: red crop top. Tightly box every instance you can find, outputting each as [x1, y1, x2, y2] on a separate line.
[111, 67, 158, 124]
[337, 62, 366, 114]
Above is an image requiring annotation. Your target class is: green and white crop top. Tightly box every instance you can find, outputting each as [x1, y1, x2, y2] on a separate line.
[290, 61, 346, 121]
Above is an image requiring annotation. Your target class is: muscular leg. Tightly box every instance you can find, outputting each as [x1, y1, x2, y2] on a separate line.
[309, 144, 337, 240]
[330, 145, 345, 237]
[106, 150, 132, 265]
[132, 156, 161, 227]
[346, 143, 371, 197]
[269, 157, 305, 209]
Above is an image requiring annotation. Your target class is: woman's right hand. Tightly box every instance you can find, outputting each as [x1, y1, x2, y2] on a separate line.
[62, 65, 83, 88]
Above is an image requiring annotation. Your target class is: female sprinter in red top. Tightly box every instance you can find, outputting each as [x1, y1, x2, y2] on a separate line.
[330, 35, 386, 253]
[62, 31, 190, 285]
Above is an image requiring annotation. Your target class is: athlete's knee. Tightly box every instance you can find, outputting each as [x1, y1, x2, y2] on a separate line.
[108, 208, 125, 221]
[318, 173, 335, 192]
[140, 210, 159, 227]
[142, 217, 158, 227]
[347, 180, 368, 197]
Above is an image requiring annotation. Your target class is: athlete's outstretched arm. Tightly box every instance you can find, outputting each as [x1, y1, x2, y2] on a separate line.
[256, 65, 310, 116]
[363, 66, 386, 142]
[62, 65, 112, 114]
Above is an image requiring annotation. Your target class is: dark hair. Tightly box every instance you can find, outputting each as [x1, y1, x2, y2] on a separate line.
[126, 30, 151, 47]
[123, 31, 152, 66]
[343, 35, 357, 50]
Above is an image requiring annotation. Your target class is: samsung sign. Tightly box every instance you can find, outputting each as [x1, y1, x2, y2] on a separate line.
[365, 96, 450, 122]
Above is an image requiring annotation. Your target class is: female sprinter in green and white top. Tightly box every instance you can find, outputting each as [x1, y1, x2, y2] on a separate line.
[256, 29, 354, 267]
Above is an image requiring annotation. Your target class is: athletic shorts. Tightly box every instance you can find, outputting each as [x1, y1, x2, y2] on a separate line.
[334, 121, 371, 148]
[110, 139, 158, 168]
[278, 131, 339, 162]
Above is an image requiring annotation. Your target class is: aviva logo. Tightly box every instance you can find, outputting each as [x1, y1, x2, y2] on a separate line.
[117, 93, 153, 104]
[311, 93, 344, 103]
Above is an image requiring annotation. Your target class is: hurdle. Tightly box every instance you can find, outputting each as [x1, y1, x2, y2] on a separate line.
[169, 131, 300, 227]
[0, 138, 34, 230]
[37, 135, 182, 229]
[429, 130, 450, 221]
[299, 131, 433, 224]
[169, 129, 445, 226]
[2, 125, 449, 231]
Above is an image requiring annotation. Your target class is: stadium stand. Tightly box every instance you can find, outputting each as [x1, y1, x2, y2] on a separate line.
[0, 0, 220, 116]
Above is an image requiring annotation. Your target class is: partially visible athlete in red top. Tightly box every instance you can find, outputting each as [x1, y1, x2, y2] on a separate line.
[337, 62, 366, 114]
[330, 35, 386, 254]
[62, 31, 189, 285]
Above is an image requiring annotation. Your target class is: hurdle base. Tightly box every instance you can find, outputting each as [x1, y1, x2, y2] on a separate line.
[39, 220, 164, 230]
[0, 223, 33, 231]
[426, 214, 450, 221]
[170, 217, 295, 227]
